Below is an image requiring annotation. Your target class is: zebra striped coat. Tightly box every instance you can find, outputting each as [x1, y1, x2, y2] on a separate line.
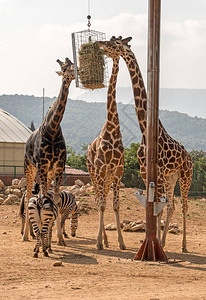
[29, 194, 58, 257]
[20, 189, 79, 239]
[48, 190, 79, 238]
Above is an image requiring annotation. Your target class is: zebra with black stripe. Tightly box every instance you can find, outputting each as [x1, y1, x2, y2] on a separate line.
[48, 190, 79, 238]
[20, 185, 79, 240]
[29, 193, 58, 258]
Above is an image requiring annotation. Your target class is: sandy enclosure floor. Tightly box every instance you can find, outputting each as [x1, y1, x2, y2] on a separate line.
[0, 188, 206, 300]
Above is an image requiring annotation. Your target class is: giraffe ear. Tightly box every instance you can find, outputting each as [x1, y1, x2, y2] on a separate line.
[56, 71, 63, 76]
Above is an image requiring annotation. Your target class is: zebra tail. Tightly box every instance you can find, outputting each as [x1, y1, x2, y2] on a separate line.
[19, 192, 25, 218]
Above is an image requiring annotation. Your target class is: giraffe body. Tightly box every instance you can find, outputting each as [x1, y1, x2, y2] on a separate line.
[23, 58, 75, 246]
[87, 57, 125, 250]
[98, 37, 193, 252]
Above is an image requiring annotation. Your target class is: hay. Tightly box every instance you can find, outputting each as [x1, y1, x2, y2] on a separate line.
[78, 42, 105, 89]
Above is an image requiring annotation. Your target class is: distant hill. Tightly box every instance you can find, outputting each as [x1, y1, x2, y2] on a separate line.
[76, 87, 206, 119]
[0, 94, 206, 152]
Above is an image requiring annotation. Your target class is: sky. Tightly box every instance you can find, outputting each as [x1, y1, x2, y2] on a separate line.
[0, 0, 206, 100]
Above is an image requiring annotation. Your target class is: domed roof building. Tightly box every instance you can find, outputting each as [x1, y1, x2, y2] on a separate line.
[0, 109, 31, 176]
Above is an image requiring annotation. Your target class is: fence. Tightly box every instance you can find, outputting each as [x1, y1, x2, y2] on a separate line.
[0, 165, 90, 187]
[122, 168, 206, 200]
[1, 165, 206, 200]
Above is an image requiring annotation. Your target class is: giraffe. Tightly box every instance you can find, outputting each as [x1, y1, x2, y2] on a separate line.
[22, 58, 75, 246]
[97, 36, 193, 252]
[87, 51, 126, 250]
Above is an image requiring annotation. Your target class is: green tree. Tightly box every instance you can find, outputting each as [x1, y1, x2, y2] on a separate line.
[66, 144, 88, 171]
[122, 142, 145, 189]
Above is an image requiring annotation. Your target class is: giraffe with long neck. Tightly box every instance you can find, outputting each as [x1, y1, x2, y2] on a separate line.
[98, 37, 193, 252]
[22, 58, 75, 246]
[87, 52, 126, 250]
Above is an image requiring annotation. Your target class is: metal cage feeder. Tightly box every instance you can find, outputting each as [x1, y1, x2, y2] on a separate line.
[72, 29, 109, 90]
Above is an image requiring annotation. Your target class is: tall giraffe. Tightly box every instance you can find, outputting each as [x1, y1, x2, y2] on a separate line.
[22, 58, 75, 246]
[98, 37, 193, 252]
[87, 54, 126, 250]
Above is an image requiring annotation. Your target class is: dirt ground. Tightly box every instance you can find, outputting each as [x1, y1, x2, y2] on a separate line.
[0, 187, 206, 300]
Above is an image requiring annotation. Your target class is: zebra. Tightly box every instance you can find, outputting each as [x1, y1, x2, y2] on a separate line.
[20, 185, 79, 239]
[20, 183, 39, 239]
[29, 193, 58, 257]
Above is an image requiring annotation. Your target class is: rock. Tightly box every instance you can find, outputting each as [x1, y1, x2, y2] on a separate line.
[12, 179, 19, 186]
[75, 179, 84, 187]
[79, 186, 87, 196]
[169, 223, 179, 229]
[3, 194, 19, 205]
[123, 222, 133, 231]
[130, 223, 145, 231]
[53, 261, 63, 267]
[70, 185, 80, 192]
[105, 223, 117, 230]
[122, 219, 132, 224]
[85, 186, 94, 193]
[18, 177, 27, 189]
[0, 179, 4, 189]
[12, 188, 22, 198]
[4, 188, 11, 195]
[120, 182, 125, 188]
[168, 227, 180, 234]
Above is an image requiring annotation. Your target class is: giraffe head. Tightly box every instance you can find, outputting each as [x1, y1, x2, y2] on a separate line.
[56, 57, 75, 84]
[97, 36, 132, 59]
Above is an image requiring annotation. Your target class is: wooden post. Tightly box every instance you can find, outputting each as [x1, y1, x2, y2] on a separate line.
[134, 0, 167, 261]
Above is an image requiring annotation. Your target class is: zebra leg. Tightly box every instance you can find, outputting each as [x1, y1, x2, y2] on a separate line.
[29, 220, 35, 239]
[48, 223, 53, 253]
[41, 231, 49, 257]
[70, 209, 78, 237]
[33, 230, 41, 258]
[61, 211, 70, 239]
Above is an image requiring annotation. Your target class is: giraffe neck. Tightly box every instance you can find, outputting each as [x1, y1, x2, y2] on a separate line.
[122, 50, 147, 136]
[41, 80, 71, 137]
[107, 58, 119, 125]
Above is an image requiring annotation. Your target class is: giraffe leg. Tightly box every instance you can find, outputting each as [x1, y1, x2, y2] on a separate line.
[157, 211, 163, 243]
[23, 161, 36, 241]
[113, 172, 126, 250]
[179, 166, 192, 253]
[53, 175, 65, 246]
[161, 172, 178, 248]
[97, 207, 105, 250]
[102, 220, 109, 248]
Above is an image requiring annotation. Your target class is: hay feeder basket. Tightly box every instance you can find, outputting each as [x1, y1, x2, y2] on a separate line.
[72, 29, 109, 90]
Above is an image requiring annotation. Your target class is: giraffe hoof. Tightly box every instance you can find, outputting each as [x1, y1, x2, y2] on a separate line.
[97, 243, 104, 250]
[182, 247, 188, 253]
[120, 244, 126, 250]
[57, 240, 66, 246]
[22, 236, 29, 242]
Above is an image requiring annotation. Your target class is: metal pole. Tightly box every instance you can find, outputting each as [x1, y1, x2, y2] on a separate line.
[42, 88, 45, 120]
[134, 0, 167, 261]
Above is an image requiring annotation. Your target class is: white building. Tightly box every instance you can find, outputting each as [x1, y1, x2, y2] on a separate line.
[0, 109, 31, 175]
